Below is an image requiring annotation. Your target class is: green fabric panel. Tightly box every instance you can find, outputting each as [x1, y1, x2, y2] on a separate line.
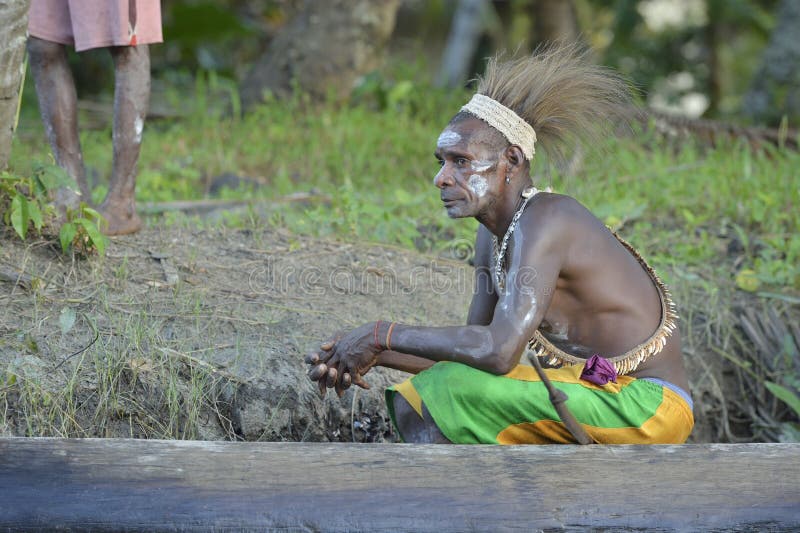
[404, 362, 665, 444]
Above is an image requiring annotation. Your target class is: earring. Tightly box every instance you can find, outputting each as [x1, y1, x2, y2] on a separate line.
[505, 173, 511, 184]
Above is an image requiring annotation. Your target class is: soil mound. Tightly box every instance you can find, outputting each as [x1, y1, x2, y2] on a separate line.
[0, 226, 471, 442]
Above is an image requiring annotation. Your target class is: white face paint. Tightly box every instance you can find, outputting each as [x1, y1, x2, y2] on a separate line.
[437, 129, 461, 148]
[134, 116, 144, 144]
[470, 160, 493, 173]
[467, 174, 488, 197]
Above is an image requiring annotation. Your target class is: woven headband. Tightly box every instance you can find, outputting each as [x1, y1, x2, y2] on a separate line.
[460, 93, 537, 159]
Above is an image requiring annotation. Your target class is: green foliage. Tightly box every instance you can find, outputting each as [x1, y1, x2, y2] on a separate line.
[59, 205, 108, 257]
[765, 381, 800, 417]
[1, 169, 54, 240]
[9, 67, 799, 291]
[583, 0, 775, 119]
[0, 165, 107, 257]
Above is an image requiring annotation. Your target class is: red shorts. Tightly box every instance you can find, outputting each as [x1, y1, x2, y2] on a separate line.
[28, 0, 163, 52]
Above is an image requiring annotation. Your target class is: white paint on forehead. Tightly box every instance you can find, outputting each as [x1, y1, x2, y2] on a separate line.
[134, 116, 144, 144]
[467, 174, 488, 197]
[471, 160, 493, 172]
[437, 129, 461, 147]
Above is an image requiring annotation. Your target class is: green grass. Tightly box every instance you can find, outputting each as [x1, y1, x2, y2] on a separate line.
[0, 264, 238, 440]
[9, 69, 799, 293]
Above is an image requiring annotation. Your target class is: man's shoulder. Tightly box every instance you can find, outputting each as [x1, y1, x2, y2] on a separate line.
[517, 193, 608, 259]
[525, 192, 597, 229]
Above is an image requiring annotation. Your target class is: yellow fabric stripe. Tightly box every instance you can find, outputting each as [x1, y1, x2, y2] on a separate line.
[394, 378, 424, 418]
[503, 363, 636, 393]
[496, 384, 694, 445]
[496, 420, 575, 444]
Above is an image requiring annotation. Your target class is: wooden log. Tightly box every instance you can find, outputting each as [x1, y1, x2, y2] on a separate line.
[0, 438, 797, 531]
[138, 192, 331, 215]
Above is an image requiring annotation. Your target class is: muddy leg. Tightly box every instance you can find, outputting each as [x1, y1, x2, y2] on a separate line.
[27, 36, 90, 210]
[99, 45, 150, 235]
[393, 394, 452, 444]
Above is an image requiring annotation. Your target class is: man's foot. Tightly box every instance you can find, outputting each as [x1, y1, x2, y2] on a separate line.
[98, 197, 142, 235]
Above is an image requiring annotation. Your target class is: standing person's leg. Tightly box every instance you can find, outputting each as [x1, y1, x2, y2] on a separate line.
[27, 36, 91, 210]
[99, 44, 150, 235]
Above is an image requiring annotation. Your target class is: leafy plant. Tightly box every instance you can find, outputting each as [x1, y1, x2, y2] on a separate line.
[0, 165, 107, 256]
[764, 381, 800, 417]
[1, 170, 54, 239]
[59, 204, 108, 256]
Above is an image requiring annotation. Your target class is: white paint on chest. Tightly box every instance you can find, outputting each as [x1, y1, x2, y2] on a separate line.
[548, 320, 569, 341]
[467, 174, 488, 197]
[437, 129, 461, 148]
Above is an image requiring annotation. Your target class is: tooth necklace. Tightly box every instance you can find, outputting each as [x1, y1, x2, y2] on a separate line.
[492, 187, 539, 291]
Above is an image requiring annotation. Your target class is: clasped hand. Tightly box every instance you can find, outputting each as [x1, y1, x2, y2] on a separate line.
[305, 323, 381, 398]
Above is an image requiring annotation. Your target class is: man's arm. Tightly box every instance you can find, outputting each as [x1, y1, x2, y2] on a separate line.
[319, 200, 567, 379]
[466, 224, 497, 326]
[314, 227, 495, 381]
[376, 350, 436, 374]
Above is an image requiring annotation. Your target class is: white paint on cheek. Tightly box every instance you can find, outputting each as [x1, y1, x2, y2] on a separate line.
[437, 129, 461, 148]
[467, 174, 488, 197]
[134, 116, 144, 144]
[471, 160, 493, 172]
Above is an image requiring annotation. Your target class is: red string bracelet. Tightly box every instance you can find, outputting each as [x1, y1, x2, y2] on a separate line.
[373, 320, 382, 349]
[385, 322, 397, 351]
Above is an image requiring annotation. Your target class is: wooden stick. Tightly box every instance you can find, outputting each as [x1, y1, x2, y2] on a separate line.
[139, 192, 331, 215]
[527, 352, 595, 445]
[0, 266, 32, 290]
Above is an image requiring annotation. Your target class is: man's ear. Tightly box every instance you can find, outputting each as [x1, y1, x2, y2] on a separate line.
[504, 145, 525, 169]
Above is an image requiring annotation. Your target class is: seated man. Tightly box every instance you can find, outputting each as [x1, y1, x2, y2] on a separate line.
[306, 46, 694, 445]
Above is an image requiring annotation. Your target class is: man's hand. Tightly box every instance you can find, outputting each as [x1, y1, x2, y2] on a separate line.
[305, 323, 382, 397]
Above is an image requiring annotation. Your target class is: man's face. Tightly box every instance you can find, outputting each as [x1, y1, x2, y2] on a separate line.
[433, 118, 504, 219]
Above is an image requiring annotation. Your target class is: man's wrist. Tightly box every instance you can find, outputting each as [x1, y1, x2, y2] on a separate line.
[373, 321, 383, 349]
[373, 320, 398, 351]
[385, 322, 397, 351]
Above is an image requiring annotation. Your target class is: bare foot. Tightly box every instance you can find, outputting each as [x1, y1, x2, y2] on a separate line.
[97, 197, 142, 235]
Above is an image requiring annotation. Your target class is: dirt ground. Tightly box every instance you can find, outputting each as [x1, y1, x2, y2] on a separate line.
[0, 225, 476, 442]
[0, 223, 789, 443]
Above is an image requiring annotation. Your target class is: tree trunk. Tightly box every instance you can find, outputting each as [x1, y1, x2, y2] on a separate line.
[743, 0, 800, 125]
[703, 0, 725, 117]
[531, 0, 579, 45]
[240, 0, 400, 110]
[437, 0, 490, 89]
[0, 0, 30, 170]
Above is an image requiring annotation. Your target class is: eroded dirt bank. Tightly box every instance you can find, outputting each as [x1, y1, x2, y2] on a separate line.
[0, 226, 472, 442]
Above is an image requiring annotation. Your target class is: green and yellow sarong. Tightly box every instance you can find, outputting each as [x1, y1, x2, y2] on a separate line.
[386, 361, 694, 444]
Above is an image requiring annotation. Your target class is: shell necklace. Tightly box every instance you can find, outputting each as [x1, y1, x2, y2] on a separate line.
[491, 187, 539, 291]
